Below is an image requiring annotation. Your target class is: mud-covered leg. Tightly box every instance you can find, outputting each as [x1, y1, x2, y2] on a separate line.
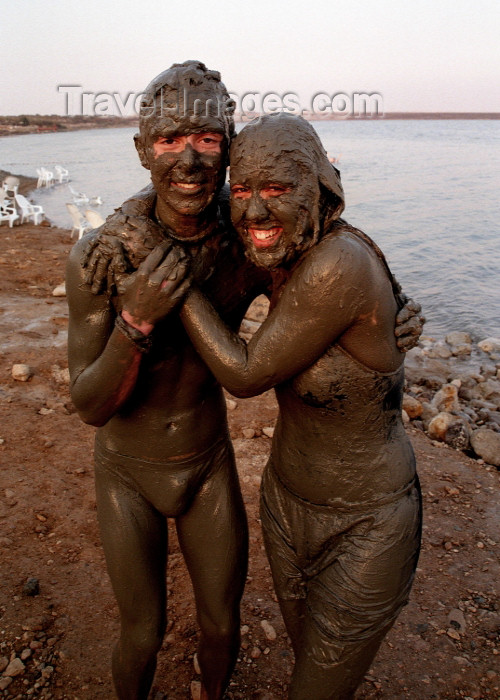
[176, 443, 248, 700]
[289, 620, 393, 700]
[94, 459, 168, 700]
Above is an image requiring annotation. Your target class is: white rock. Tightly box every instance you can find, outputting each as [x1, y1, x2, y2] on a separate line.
[421, 402, 439, 430]
[262, 426, 275, 438]
[52, 282, 66, 297]
[428, 412, 470, 450]
[403, 394, 423, 419]
[432, 384, 459, 413]
[193, 652, 201, 675]
[470, 428, 500, 466]
[11, 364, 33, 382]
[242, 428, 256, 439]
[446, 331, 472, 346]
[260, 619, 277, 641]
[427, 341, 452, 360]
[225, 398, 237, 411]
[51, 366, 70, 384]
[478, 337, 500, 354]
[402, 409, 410, 424]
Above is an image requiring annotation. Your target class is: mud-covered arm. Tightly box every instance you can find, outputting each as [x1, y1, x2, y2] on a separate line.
[180, 239, 366, 397]
[66, 238, 145, 426]
[67, 238, 190, 425]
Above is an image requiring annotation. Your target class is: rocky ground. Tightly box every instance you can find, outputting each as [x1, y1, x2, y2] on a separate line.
[0, 221, 498, 700]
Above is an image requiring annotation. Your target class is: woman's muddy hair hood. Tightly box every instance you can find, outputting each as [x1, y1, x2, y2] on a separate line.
[230, 113, 345, 240]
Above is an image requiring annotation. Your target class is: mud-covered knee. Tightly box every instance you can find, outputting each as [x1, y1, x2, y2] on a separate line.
[123, 619, 165, 659]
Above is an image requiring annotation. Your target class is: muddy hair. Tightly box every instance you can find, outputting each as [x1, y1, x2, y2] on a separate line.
[138, 60, 235, 141]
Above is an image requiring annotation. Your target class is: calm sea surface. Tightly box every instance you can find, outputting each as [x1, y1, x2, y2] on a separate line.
[1, 120, 499, 340]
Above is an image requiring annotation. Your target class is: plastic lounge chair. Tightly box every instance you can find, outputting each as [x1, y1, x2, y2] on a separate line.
[54, 165, 69, 183]
[66, 203, 92, 239]
[14, 194, 45, 225]
[85, 209, 105, 228]
[35, 168, 53, 188]
[0, 201, 20, 227]
[41, 167, 54, 187]
[68, 185, 89, 205]
[2, 176, 20, 197]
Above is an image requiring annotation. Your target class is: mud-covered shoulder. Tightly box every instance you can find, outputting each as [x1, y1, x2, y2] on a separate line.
[298, 226, 373, 291]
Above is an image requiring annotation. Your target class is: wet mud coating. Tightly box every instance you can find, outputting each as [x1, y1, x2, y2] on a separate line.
[66, 61, 269, 700]
[67, 59, 423, 698]
[179, 113, 422, 699]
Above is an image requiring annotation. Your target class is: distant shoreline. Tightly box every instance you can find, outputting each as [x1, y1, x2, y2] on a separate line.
[0, 112, 498, 137]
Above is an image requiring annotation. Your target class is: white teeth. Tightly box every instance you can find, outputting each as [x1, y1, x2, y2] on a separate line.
[252, 229, 279, 240]
[174, 182, 200, 190]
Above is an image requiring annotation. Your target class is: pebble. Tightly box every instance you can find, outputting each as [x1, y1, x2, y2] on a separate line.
[3, 656, 25, 677]
[478, 337, 500, 354]
[470, 428, 500, 466]
[448, 608, 466, 632]
[404, 333, 500, 464]
[432, 384, 460, 413]
[403, 394, 423, 419]
[23, 578, 40, 597]
[226, 398, 237, 411]
[262, 426, 275, 438]
[11, 364, 33, 382]
[52, 282, 66, 297]
[193, 652, 201, 675]
[242, 428, 256, 439]
[260, 620, 277, 641]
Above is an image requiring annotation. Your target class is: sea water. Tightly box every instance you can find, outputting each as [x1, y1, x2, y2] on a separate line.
[1, 120, 499, 340]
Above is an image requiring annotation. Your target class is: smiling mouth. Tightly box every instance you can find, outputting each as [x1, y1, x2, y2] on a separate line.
[172, 182, 204, 193]
[248, 227, 283, 248]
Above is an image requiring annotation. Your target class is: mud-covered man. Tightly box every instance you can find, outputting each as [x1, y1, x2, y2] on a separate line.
[66, 61, 423, 700]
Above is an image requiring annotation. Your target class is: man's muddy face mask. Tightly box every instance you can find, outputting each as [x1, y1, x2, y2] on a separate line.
[135, 103, 228, 221]
[229, 114, 344, 270]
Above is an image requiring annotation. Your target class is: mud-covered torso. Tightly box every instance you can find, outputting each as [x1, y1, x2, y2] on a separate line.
[96, 186, 270, 458]
[272, 340, 415, 507]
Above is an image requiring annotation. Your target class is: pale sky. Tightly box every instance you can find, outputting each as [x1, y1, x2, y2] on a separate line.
[1, 0, 499, 116]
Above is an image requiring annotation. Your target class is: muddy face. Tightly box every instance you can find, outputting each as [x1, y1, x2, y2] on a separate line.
[229, 114, 345, 267]
[230, 153, 316, 269]
[135, 111, 228, 227]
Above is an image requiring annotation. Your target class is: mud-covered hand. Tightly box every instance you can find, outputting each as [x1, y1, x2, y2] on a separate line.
[394, 297, 426, 352]
[118, 243, 191, 334]
[81, 233, 129, 294]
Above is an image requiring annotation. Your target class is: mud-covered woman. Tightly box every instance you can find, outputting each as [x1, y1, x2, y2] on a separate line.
[175, 114, 422, 700]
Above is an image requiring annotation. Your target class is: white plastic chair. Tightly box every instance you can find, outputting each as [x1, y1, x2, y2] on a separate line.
[2, 176, 20, 197]
[14, 194, 45, 225]
[66, 203, 92, 238]
[54, 165, 69, 183]
[68, 184, 89, 205]
[36, 168, 53, 188]
[41, 167, 54, 187]
[0, 201, 20, 227]
[85, 209, 105, 228]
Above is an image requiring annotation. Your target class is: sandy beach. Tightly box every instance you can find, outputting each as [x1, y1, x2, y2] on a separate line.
[0, 215, 498, 698]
